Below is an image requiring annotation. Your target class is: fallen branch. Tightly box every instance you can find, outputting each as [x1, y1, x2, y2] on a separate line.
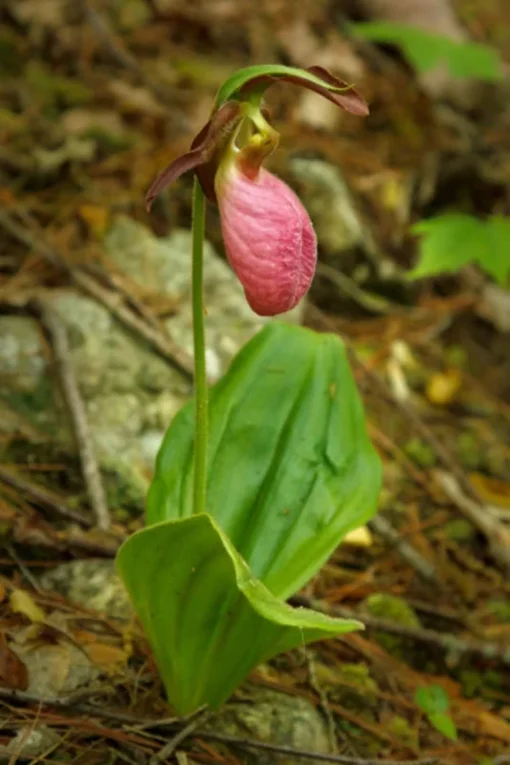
[291, 595, 510, 666]
[33, 299, 110, 531]
[150, 708, 209, 763]
[192, 730, 440, 765]
[369, 515, 437, 583]
[434, 470, 510, 572]
[0, 466, 91, 528]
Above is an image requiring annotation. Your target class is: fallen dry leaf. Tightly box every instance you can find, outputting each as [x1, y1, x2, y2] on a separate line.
[0, 633, 28, 690]
[79, 205, 110, 239]
[86, 642, 129, 671]
[344, 526, 373, 547]
[470, 472, 510, 509]
[11, 639, 99, 697]
[10, 589, 45, 623]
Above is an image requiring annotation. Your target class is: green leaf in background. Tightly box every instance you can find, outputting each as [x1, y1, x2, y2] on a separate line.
[349, 22, 502, 81]
[147, 323, 381, 600]
[409, 214, 510, 285]
[415, 685, 458, 741]
[116, 514, 360, 715]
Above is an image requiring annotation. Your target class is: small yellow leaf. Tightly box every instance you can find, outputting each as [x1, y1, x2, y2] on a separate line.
[426, 369, 462, 406]
[470, 473, 510, 509]
[10, 589, 45, 623]
[86, 642, 128, 671]
[79, 204, 109, 238]
[344, 526, 373, 547]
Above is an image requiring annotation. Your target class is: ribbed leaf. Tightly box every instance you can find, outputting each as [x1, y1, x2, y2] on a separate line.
[116, 514, 360, 715]
[147, 323, 381, 599]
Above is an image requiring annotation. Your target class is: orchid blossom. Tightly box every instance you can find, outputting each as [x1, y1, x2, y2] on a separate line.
[146, 66, 368, 316]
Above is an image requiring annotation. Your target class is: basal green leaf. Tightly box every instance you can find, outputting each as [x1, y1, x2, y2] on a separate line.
[147, 323, 381, 600]
[116, 514, 360, 715]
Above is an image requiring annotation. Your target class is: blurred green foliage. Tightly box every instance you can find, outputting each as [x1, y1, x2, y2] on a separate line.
[350, 21, 502, 81]
[409, 214, 510, 285]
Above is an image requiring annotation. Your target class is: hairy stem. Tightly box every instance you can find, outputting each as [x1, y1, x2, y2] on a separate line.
[191, 178, 208, 515]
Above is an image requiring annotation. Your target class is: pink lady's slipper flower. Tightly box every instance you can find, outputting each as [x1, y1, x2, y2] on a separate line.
[146, 66, 368, 316]
[215, 161, 317, 315]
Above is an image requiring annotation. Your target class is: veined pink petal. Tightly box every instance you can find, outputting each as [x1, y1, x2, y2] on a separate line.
[216, 166, 317, 316]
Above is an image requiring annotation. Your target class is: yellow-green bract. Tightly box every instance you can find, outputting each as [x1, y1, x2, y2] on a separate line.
[116, 323, 381, 714]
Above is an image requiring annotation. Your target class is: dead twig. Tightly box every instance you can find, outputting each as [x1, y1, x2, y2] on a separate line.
[5, 544, 43, 592]
[434, 470, 510, 572]
[33, 299, 110, 531]
[0, 466, 91, 528]
[291, 596, 510, 666]
[150, 709, 210, 763]
[192, 730, 439, 765]
[368, 515, 437, 583]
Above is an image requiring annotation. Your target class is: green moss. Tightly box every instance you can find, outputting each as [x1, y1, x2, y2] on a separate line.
[386, 715, 418, 749]
[483, 444, 507, 477]
[3, 374, 55, 418]
[330, 663, 378, 710]
[487, 598, 510, 623]
[365, 594, 421, 627]
[459, 668, 503, 699]
[458, 432, 481, 471]
[444, 519, 476, 542]
[25, 61, 93, 114]
[83, 126, 135, 154]
[364, 594, 422, 658]
[101, 460, 148, 514]
[0, 30, 22, 75]
[445, 345, 467, 369]
[404, 438, 436, 467]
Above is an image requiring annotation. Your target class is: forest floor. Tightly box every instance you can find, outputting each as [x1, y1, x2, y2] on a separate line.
[0, 1, 509, 764]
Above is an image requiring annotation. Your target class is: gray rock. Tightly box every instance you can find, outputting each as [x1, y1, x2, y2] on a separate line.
[40, 559, 132, 620]
[288, 159, 366, 255]
[11, 640, 100, 698]
[0, 316, 45, 389]
[104, 216, 267, 376]
[5, 725, 60, 758]
[0, 216, 273, 510]
[209, 687, 333, 765]
[0, 316, 59, 434]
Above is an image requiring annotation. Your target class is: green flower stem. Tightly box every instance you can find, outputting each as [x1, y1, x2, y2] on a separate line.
[191, 177, 208, 516]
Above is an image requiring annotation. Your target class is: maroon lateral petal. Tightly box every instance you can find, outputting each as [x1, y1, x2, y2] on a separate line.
[305, 66, 369, 116]
[145, 101, 241, 210]
[145, 147, 208, 211]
